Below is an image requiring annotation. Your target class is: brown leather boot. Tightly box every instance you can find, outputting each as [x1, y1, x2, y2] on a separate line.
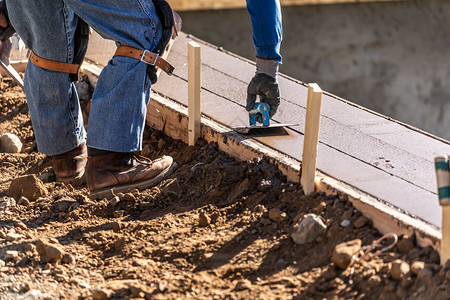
[53, 141, 87, 186]
[86, 153, 177, 200]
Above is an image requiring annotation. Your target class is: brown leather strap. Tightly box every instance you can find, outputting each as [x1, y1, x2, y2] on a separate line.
[29, 52, 80, 74]
[114, 46, 174, 75]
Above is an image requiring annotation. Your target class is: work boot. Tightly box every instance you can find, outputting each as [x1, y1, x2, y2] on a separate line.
[86, 153, 177, 200]
[53, 141, 87, 186]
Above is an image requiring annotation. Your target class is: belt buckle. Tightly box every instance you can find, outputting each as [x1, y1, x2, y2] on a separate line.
[140, 49, 158, 66]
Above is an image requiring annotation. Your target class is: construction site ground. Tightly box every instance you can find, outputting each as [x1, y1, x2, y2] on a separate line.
[1, 75, 450, 299]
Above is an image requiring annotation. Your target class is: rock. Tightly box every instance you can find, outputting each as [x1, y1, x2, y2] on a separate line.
[91, 289, 109, 300]
[391, 259, 410, 281]
[6, 232, 23, 242]
[269, 208, 287, 222]
[0, 133, 22, 153]
[411, 261, 425, 275]
[234, 279, 252, 291]
[61, 253, 75, 264]
[17, 196, 30, 206]
[14, 221, 27, 230]
[291, 214, 327, 245]
[353, 216, 369, 228]
[199, 211, 210, 227]
[36, 239, 64, 263]
[397, 235, 415, 254]
[112, 222, 122, 233]
[114, 237, 126, 251]
[340, 219, 351, 227]
[0, 259, 5, 267]
[8, 174, 48, 201]
[5, 250, 19, 261]
[331, 239, 362, 269]
[123, 193, 135, 201]
[109, 196, 120, 206]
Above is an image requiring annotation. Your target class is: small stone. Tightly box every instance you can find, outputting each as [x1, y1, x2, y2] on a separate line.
[291, 214, 327, 245]
[113, 210, 124, 218]
[139, 202, 152, 210]
[36, 239, 64, 263]
[410, 261, 425, 275]
[199, 211, 210, 227]
[234, 279, 252, 291]
[0, 133, 22, 153]
[353, 216, 369, 228]
[17, 196, 30, 207]
[14, 221, 27, 230]
[397, 235, 415, 254]
[114, 237, 126, 251]
[22, 282, 35, 292]
[123, 193, 135, 201]
[340, 219, 351, 227]
[109, 196, 120, 206]
[0, 259, 5, 267]
[401, 274, 415, 289]
[332, 239, 362, 269]
[112, 222, 122, 233]
[268, 208, 287, 222]
[391, 259, 410, 281]
[8, 174, 48, 201]
[6, 232, 24, 242]
[91, 289, 109, 300]
[61, 253, 75, 264]
[54, 197, 77, 213]
[5, 250, 19, 261]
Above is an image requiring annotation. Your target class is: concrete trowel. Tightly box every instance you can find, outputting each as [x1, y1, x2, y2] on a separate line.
[233, 102, 298, 134]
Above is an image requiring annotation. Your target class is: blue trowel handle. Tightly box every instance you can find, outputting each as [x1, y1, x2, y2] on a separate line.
[249, 102, 270, 126]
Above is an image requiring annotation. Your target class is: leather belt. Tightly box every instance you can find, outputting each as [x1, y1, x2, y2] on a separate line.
[29, 52, 80, 74]
[114, 46, 174, 75]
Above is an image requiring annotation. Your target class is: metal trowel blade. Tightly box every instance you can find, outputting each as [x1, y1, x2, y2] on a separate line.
[233, 123, 298, 134]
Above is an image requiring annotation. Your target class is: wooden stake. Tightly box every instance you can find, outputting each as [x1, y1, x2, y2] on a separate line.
[188, 41, 201, 146]
[435, 156, 450, 265]
[301, 83, 323, 196]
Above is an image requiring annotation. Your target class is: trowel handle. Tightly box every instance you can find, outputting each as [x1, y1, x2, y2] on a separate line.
[249, 102, 270, 126]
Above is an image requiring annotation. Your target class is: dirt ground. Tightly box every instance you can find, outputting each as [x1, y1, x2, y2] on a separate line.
[0, 77, 449, 300]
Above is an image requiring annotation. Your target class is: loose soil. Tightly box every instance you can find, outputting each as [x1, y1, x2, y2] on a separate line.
[0, 77, 449, 300]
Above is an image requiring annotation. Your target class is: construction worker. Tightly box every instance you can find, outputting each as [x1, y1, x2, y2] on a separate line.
[0, 0, 281, 199]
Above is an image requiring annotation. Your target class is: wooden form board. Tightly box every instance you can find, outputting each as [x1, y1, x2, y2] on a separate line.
[167, 0, 405, 11]
[188, 41, 202, 146]
[301, 83, 323, 195]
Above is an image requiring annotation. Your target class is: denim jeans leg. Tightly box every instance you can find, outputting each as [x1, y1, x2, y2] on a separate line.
[63, 0, 162, 152]
[6, 0, 86, 155]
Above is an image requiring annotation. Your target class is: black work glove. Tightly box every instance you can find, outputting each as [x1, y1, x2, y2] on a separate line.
[246, 58, 280, 122]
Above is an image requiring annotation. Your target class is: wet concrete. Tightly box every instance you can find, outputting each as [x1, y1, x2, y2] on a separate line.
[177, 0, 450, 141]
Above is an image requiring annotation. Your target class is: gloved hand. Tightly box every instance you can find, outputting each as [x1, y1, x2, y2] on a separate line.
[246, 58, 280, 122]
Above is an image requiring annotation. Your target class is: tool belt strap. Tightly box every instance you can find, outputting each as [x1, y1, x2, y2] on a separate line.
[114, 46, 174, 75]
[29, 52, 80, 74]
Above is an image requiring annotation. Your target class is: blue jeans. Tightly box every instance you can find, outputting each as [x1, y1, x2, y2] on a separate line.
[6, 0, 162, 155]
